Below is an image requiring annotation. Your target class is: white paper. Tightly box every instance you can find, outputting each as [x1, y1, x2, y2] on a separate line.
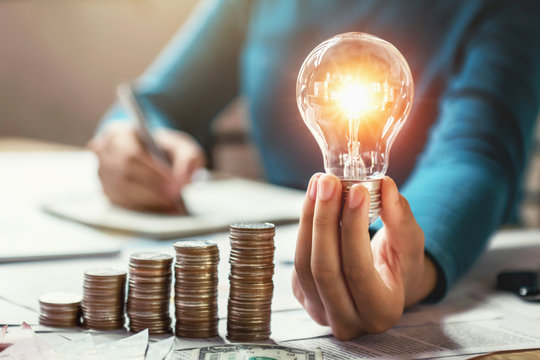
[36, 151, 305, 239]
[276, 229, 540, 359]
[146, 336, 175, 360]
[0, 298, 39, 325]
[0, 326, 149, 360]
[0, 215, 123, 263]
[49, 335, 100, 360]
[0, 152, 125, 263]
[0, 151, 304, 241]
[0, 325, 97, 360]
[43, 177, 304, 239]
[96, 329, 148, 360]
[282, 318, 540, 359]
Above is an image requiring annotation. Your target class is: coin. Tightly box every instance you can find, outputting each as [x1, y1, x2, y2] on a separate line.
[38, 292, 82, 328]
[173, 240, 219, 338]
[84, 268, 127, 278]
[126, 252, 173, 335]
[227, 222, 275, 341]
[81, 268, 126, 331]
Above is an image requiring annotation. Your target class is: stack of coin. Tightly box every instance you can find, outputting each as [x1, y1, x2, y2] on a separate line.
[174, 241, 220, 338]
[127, 252, 173, 334]
[39, 292, 81, 328]
[227, 222, 275, 341]
[82, 268, 126, 330]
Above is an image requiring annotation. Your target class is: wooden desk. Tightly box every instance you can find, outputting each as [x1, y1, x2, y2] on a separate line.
[0, 137, 82, 152]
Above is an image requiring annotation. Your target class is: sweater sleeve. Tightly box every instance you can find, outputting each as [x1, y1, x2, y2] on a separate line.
[99, 0, 249, 149]
[375, 1, 540, 301]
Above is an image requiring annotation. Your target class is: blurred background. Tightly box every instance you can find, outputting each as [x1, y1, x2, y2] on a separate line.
[0, 0, 538, 227]
[0, 0, 262, 179]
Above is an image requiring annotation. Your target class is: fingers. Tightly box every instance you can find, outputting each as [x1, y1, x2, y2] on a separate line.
[291, 269, 306, 307]
[155, 129, 206, 190]
[377, 176, 425, 306]
[311, 174, 362, 338]
[340, 183, 402, 333]
[126, 154, 175, 194]
[379, 176, 424, 254]
[91, 124, 181, 212]
[380, 177, 416, 232]
[340, 184, 375, 280]
[103, 177, 178, 213]
[294, 173, 328, 326]
[99, 155, 179, 212]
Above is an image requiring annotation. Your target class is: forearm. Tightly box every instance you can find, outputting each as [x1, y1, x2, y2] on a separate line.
[395, 1, 540, 301]
[404, 153, 512, 299]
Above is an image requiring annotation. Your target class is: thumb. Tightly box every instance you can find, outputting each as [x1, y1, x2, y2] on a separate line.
[379, 176, 418, 236]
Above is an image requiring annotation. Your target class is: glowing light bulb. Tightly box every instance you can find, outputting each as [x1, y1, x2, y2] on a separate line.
[297, 32, 414, 223]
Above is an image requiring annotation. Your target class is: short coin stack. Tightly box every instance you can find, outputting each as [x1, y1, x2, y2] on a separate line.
[39, 292, 81, 328]
[82, 268, 126, 330]
[127, 252, 173, 334]
[174, 241, 220, 338]
[227, 222, 275, 341]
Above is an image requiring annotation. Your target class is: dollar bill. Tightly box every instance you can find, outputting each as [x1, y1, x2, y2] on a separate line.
[191, 344, 323, 360]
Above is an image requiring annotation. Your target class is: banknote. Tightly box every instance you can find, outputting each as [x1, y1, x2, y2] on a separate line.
[191, 344, 323, 360]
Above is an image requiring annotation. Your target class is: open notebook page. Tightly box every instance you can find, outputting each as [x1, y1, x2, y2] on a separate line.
[43, 178, 305, 239]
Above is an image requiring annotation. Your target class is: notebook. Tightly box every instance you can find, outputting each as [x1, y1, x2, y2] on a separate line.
[43, 178, 305, 239]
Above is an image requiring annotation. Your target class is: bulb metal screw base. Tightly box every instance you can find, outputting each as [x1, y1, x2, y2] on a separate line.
[341, 179, 382, 224]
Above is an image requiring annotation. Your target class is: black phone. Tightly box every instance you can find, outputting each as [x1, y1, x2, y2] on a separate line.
[496, 270, 539, 303]
[518, 287, 540, 302]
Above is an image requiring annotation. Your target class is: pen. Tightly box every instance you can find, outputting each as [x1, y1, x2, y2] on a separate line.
[116, 82, 172, 165]
[116, 82, 187, 213]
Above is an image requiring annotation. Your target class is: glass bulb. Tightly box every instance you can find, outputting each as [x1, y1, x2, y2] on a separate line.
[297, 32, 414, 223]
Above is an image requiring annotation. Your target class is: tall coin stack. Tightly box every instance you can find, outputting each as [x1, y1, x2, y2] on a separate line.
[127, 252, 173, 334]
[82, 268, 126, 330]
[39, 292, 81, 328]
[227, 222, 275, 341]
[174, 241, 220, 338]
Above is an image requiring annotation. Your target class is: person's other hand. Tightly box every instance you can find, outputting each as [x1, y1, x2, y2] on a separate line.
[292, 174, 437, 340]
[88, 123, 205, 213]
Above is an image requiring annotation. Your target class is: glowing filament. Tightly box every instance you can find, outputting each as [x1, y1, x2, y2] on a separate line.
[334, 82, 372, 119]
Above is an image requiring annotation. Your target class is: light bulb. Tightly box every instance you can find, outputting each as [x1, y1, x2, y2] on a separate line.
[297, 32, 414, 223]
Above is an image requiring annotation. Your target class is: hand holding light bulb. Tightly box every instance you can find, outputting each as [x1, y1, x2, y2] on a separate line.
[293, 33, 437, 339]
[292, 173, 437, 339]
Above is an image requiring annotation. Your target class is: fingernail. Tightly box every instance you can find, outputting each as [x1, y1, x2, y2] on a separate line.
[347, 185, 364, 209]
[318, 175, 335, 201]
[308, 174, 319, 200]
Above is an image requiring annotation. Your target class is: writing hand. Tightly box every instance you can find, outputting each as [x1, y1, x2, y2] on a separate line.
[88, 123, 205, 213]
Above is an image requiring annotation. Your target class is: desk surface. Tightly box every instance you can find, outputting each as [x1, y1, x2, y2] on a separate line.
[1, 137, 540, 359]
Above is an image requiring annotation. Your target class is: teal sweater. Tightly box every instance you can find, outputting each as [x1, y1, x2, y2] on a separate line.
[102, 0, 540, 300]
